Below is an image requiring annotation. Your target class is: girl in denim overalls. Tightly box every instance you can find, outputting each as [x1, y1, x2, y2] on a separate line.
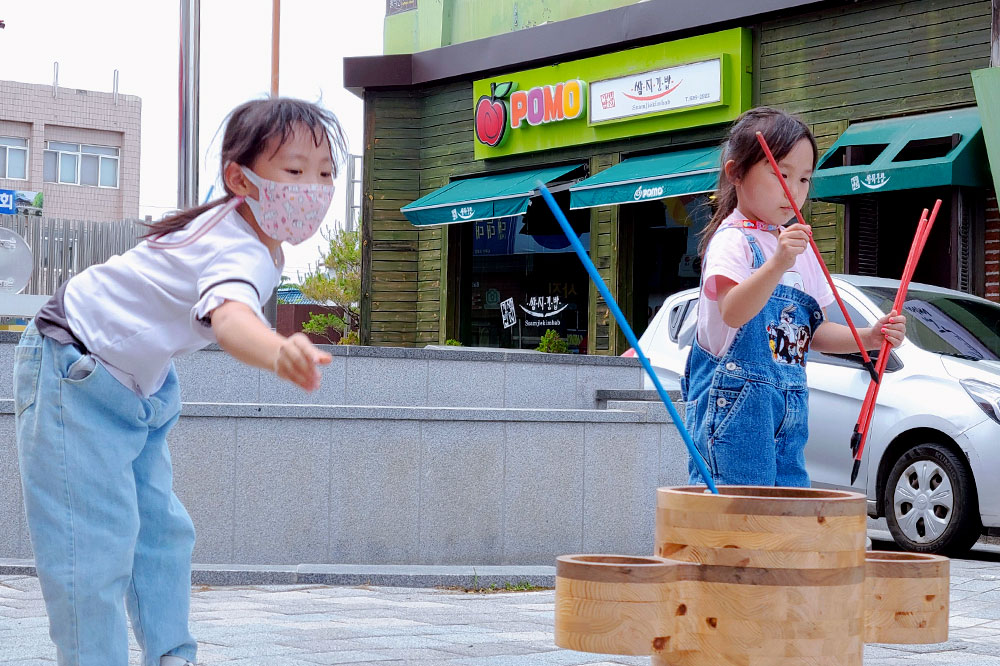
[13, 98, 347, 666]
[683, 108, 907, 488]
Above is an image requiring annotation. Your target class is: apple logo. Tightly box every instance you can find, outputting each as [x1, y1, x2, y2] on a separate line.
[475, 81, 513, 147]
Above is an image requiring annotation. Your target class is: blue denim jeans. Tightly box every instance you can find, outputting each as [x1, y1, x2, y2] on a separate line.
[13, 321, 197, 666]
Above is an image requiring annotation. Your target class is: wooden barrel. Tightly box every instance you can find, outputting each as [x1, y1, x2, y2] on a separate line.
[555, 554, 697, 656]
[652, 486, 868, 666]
[865, 551, 949, 644]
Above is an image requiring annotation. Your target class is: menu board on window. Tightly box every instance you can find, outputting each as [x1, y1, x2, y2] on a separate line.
[387, 0, 417, 15]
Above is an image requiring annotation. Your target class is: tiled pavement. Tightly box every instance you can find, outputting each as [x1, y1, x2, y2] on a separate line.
[4, 544, 1000, 665]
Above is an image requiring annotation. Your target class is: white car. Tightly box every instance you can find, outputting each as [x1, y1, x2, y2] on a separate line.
[628, 275, 1000, 555]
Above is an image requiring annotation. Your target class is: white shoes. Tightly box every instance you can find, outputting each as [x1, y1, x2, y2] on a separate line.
[161, 657, 195, 666]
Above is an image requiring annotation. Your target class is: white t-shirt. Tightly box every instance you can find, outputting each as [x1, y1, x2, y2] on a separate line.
[696, 208, 835, 357]
[64, 205, 283, 397]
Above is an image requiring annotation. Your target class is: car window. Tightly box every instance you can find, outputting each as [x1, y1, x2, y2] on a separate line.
[667, 299, 693, 343]
[822, 299, 871, 329]
[857, 286, 1000, 361]
[812, 298, 901, 371]
[677, 299, 698, 347]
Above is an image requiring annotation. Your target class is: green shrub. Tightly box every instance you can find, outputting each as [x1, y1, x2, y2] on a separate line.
[445, 338, 463, 346]
[535, 329, 568, 353]
[338, 331, 360, 346]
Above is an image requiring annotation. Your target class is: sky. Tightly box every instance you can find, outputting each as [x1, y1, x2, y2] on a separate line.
[0, 1, 386, 278]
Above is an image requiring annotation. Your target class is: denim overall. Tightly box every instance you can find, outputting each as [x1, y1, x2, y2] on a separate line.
[681, 228, 825, 487]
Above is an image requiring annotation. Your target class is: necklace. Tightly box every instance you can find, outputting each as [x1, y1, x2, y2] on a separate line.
[727, 219, 783, 232]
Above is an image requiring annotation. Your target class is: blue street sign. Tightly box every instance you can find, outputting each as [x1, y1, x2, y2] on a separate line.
[0, 190, 15, 215]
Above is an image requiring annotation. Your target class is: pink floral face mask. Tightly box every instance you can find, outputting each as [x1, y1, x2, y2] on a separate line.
[240, 166, 334, 245]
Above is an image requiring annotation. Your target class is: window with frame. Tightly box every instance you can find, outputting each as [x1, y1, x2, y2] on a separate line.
[0, 137, 28, 180]
[43, 142, 119, 188]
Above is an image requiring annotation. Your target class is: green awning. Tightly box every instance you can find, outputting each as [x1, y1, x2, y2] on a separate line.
[569, 145, 721, 209]
[400, 164, 581, 226]
[812, 107, 988, 201]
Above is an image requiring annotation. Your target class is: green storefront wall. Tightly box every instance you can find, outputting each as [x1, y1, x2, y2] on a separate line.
[362, 0, 995, 349]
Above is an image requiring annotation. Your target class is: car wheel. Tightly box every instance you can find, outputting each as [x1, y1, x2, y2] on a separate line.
[883, 443, 981, 555]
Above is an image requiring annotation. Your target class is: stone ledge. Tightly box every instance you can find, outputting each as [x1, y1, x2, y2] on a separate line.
[0, 559, 555, 588]
[179, 403, 658, 422]
[3, 399, 678, 422]
[0, 331, 640, 367]
[596, 388, 682, 402]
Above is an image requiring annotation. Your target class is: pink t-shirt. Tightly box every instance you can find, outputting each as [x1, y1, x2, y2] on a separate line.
[697, 208, 835, 357]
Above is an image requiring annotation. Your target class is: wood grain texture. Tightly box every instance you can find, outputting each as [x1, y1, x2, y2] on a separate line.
[652, 485, 867, 665]
[554, 555, 680, 655]
[864, 551, 949, 644]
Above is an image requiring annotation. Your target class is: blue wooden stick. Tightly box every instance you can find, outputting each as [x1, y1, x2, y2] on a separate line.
[536, 182, 718, 494]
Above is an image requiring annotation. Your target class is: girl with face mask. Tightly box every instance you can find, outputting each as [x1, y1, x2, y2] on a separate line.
[12, 98, 347, 666]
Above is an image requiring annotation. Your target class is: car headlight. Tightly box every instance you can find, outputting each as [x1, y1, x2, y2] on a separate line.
[961, 378, 1000, 425]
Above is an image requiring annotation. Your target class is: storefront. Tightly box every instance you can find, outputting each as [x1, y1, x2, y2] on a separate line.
[346, 0, 998, 351]
[811, 107, 990, 292]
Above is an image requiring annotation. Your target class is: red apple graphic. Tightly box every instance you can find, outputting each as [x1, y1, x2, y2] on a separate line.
[475, 81, 513, 147]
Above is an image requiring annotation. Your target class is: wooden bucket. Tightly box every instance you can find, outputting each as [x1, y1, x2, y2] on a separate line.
[865, 551, 949, 644]
[555, 554, 697, 656]
[652, 486, 868, 666]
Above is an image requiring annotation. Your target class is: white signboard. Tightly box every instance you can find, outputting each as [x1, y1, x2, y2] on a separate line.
[500, 297, 517, 329]
[589, 59, 722, 124]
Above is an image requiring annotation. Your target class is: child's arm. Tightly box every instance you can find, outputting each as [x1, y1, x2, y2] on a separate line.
[715, 224, 812, 328]
[812, 310, 906, 353]
[211, 300, 332, 391]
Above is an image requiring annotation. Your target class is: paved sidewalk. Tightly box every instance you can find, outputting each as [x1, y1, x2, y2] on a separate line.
[4, 549, 1000, 665]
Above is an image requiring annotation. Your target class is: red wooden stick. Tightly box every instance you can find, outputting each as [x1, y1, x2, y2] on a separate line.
[755, 132, 880, 384]
[860, 201, 938, 432]
[850, 199, 942, 484]
[853, 209, 927, 443]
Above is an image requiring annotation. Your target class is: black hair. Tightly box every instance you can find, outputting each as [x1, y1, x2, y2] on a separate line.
[144, 97, 348, 239]
[698, 106, 818, 256]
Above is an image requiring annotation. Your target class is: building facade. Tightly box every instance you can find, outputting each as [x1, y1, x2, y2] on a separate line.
[0, 80, 141, 222]
[349, 0, 999, 352]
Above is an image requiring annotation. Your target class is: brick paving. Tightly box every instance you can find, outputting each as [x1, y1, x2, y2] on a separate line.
[5, 547, 1000, 664]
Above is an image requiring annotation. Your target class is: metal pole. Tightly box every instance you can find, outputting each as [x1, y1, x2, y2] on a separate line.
[178, 0, 200, 209]
[271, 0, 280, 96]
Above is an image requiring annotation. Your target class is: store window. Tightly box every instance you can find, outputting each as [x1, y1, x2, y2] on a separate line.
[846, 187, 983, 295]
[465, 189, 591, 353]
[0, 137, 28, 180]
[43, 142, 120, 188]
[622, 193, 712, 337]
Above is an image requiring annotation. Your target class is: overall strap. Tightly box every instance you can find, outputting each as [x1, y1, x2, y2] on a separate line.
[741, 231, 767, 270]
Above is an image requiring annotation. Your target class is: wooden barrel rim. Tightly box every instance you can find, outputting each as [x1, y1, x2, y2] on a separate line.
[866, 550, 949, 579]
[658, 485, 866, 517]
[697, 563, 865, 587]
[556, 554, 693, 583]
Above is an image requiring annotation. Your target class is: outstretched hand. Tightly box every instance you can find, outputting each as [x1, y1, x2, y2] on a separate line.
[868, 309, 906, 349]
[275, 333, 333, 391]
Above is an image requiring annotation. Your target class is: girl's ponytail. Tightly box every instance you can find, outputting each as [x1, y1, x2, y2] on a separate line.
[142, 194, 234, 240]
[698, 151, 739, 257]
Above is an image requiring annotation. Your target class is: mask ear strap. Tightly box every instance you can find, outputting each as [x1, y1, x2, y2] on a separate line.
[148, 196, 245, 250]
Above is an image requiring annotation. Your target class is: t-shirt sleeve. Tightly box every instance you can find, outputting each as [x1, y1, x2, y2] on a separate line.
[192, 241, 276, 331]
[808, 252, 836, 309]
[702, 228, 753, 300]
